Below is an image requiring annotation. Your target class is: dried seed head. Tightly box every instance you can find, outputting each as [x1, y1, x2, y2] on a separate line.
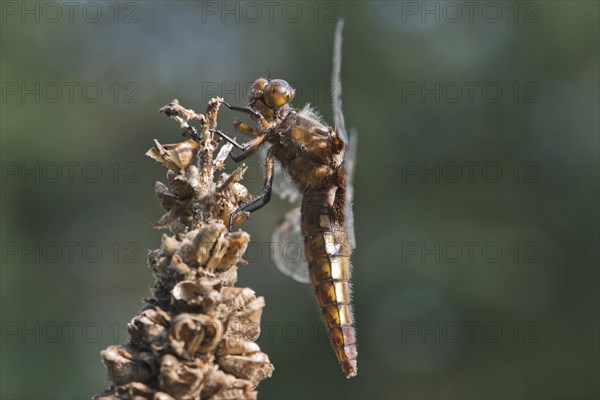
[96, 99, 273, 400]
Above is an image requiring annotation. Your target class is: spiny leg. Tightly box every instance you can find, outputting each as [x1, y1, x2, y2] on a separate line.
[212, 129, 266, 162]
[229, 146, 274, 229]
[220, 100, 270, 129]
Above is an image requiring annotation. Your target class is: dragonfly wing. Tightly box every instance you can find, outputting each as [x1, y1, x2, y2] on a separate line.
[332, 19, 357, 250]
[332, 19, 348, 144]
[271, 207, 310, 284]
[344, 128, 357, 250]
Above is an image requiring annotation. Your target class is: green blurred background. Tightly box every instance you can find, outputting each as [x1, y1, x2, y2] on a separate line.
[1, 1, 598, 399]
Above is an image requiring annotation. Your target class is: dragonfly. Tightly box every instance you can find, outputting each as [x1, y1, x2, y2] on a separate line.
[214, 20, 357, 378]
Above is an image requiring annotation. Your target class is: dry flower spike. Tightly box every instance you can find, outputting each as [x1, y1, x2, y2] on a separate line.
[94, 99, 273, 400]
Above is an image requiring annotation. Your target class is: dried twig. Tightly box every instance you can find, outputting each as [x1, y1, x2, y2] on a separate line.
[94, 98, 273, 400]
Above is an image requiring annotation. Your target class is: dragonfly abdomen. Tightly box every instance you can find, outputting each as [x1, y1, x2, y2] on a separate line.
[310, 255, 357, 378]
[301, 190, 357, 378]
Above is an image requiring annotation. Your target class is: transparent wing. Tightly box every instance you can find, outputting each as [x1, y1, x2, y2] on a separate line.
[332, 19, 348, 144]
[332, 19, 357, 250]
[271, 207, 310, 284]
[345, 128, 357, 250]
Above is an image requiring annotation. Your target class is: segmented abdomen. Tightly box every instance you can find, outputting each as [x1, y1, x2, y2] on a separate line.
[301, 189, 357, 378]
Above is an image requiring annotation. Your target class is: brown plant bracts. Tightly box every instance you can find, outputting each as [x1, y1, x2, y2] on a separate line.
[94, 99, 273, 400]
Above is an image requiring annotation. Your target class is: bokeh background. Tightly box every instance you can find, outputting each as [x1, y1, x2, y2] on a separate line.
[1, 1, 598, 399]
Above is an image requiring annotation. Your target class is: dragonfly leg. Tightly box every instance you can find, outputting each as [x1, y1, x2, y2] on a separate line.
[220, 100, 270, 128]
[229, 146, 274, 229]
[234, 120, 262, 135]
[212, 129, 267, 162]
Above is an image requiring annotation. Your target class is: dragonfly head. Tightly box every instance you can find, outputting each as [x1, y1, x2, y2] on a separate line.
[249, 78, 295, 110]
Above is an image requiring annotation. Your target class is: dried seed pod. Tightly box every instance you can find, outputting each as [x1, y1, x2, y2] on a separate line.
[170, 175, 196, 201]
[216, 165, 253, 226]
[128, 307, 171, 353]
[215, 231, 250, 272]
[154, 205, 193, 232]
[161, 234, 180, 256]
[100, 345, 156, 386]
[195, 277, 222, 293]
[221, 287, 257, 310]
[219, 337, 261, 356]
[154, 182, 179, 212]
[146, 140, 199, 173]
[218, 352, 274, 384]
[159, 355, 204, 399]
[200, 366, 255, 400]
[148, 249, 170, 276]
[175, 225, 224, 269]
[170, 314, 223, 357]
[225, 297, 266, 342]
[127, 382, 161, 400]
[194, 227, 230, 272]
[217, 267, 239, 288]
[170, 254, 191, 275]
[171, 281, 206, 310]
[213, 143, 233, 170]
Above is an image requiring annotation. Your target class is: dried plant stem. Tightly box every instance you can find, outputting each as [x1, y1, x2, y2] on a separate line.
[93, 98, 273, 400]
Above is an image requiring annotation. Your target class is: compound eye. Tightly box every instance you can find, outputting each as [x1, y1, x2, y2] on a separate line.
[248, 78, 268, 104]
[264, 79, 294, 108]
